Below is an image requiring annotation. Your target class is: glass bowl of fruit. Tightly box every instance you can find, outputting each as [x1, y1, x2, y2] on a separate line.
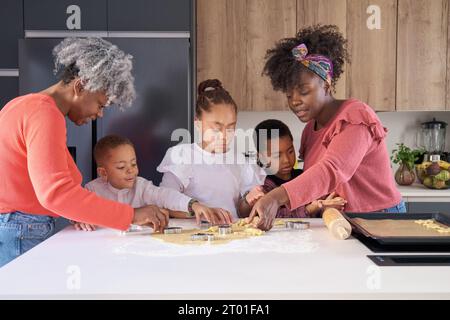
[415, 160, 450, 189]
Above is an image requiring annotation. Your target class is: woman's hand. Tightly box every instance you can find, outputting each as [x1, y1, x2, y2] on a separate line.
[73, 222, 96, 231]
[192, 202, 233, 225]
[247, 186, 290, 231]
[132, 205, 169, 233]
[245, 186, 265, 207]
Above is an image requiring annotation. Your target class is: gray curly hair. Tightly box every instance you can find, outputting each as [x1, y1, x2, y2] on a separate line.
[53, 37, 136, 107]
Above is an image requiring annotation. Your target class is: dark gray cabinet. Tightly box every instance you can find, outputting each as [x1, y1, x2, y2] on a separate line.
[108, 0, 191, 31]
[0, 77, 18, 110]
[0, 0, 23, 68]
[407, 202, 450, 214]
[24, 0, 107, 31]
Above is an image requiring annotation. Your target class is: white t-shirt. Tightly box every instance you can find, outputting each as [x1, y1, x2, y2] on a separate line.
[85, 176, 191, 211]
[157, 143, 266, 218]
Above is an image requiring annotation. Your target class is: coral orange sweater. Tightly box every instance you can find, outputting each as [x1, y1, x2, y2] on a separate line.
[283, 98, 401, 212]
[0, 94, 133, 230]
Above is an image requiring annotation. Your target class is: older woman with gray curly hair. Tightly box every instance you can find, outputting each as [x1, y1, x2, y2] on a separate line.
[0, 37, 168, 267]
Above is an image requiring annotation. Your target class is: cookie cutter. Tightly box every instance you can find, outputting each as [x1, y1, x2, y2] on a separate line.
[191, 233, 215, 241]
[285, 221, 294, 229]
[120, 224, 152, 236]
[163, 227, 182, 234]
[218, 224, 232, 235]
[200, 220, 212, 230]
[290, 221, 310, 230]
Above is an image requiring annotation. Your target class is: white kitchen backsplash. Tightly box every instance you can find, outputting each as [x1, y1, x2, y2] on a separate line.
[235, 110, 450, 168]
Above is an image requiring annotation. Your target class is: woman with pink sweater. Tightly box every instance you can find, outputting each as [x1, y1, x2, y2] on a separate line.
[0, 38, 168, 267]
[249, 25, 404, 231]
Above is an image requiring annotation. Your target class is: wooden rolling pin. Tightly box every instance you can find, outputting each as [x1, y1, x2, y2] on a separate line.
[322, 208, 352, 240]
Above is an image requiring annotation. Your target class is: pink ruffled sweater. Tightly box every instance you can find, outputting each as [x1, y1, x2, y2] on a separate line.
[283, 98, 401, 212]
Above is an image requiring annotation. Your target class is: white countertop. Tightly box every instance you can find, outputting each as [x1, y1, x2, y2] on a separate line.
[0, 219, 449, 299]
[397, 183, 450, 202]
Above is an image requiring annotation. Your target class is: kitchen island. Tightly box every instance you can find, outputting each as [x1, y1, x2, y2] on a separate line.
[0, 219, 449, 299]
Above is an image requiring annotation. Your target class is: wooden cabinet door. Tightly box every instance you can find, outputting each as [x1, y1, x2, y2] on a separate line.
[397, 0, 448, 111]
[196, 0, 247, 110]
[447, 3, 450, 111]
[246, 0, 296, 111]
[297, 0, 347, 99]
[347, 0, 397, 111]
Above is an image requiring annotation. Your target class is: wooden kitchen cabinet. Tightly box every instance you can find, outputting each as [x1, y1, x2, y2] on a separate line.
[196, 0, 247, 109]
[346, 0, 397, 111]
[396, 0, 448, 111]
[197, 0, 343, 110]
[447, 1, 450, 111]
[246, 0, 296, 111]
[296, 0, 398, 111]
[197, 0, 396, 111]
[197, 0, 450, 112]
[197, 0, 295, 111]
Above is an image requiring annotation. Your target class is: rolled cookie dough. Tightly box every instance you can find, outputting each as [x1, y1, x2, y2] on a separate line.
[152, 218, 308, 245]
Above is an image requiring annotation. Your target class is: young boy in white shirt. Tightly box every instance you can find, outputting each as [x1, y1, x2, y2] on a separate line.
[73, 135, 232, 231]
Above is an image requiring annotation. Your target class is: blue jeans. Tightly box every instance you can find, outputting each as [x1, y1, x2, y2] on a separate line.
[0, 211, 55, 268]
[380, 200, 407, 213]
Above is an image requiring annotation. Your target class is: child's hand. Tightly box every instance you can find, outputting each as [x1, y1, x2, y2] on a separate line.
[245, 186, 265, 207]
[306, 192, 347, 216]
[72, 222, 97, 231]
[319, 192, 347, 211]
[192, 202, 233, 225]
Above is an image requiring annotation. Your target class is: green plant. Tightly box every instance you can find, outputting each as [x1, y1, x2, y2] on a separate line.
[391, 143, 424, 170]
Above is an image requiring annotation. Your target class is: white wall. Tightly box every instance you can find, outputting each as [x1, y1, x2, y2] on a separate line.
[235, 109, 450, 169]
[377, 111, 450, 160]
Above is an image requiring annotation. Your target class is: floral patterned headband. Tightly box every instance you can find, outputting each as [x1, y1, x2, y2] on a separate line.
[292, 43, 333, 86]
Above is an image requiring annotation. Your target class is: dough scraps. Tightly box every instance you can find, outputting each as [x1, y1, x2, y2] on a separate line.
[415, 219, 450, 234]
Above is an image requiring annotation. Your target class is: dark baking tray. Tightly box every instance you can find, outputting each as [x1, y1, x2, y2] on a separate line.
[353, 231, 450, 252]
[342, 212, 450, 245]
[368, 255, 450, 266]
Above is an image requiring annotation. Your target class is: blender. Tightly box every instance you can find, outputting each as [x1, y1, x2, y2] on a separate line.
[418, 118, 448, 162]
